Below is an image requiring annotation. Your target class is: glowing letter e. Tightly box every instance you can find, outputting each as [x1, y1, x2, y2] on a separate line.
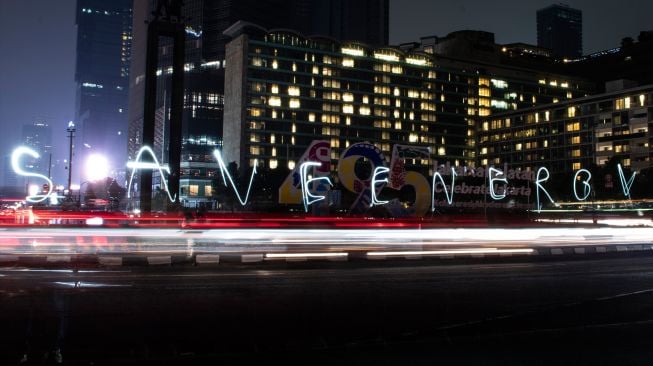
[299, 162, 333, 212]
[12, 146, 53, 203]
[535, 167, 555, 213]
[370, 166, 390, 206]
[488, 167, 507, 200]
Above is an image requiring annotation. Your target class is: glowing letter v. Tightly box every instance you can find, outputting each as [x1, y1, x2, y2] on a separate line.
[213, 150, 257, 206]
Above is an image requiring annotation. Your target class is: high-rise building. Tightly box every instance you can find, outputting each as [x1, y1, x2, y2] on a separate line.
[2, 121, 53, 190]
[537, 4, 583, 59]
[75, 0, 132, 178]
[127, 0, 389, 208]
[21, 121, 53, 177]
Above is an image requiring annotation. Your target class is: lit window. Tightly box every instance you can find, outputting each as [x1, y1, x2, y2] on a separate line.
[308, 113, 315, 122]
[342, 58, 355, 67]
[189, 185, 199, 196]
[288, 86, 300, 96]
[490, 79, 508, 89]
[567, 106, 576, 117]
[343, 93, 354, 102]
[409, 133, 418, 143]
[289, 99, 300, 109]
[271, 84, 279, 94]
[359, 106, 371, 116]
[272, 60, 278, 69]
[288, 160, 295, 170]
[268, 96, 281, 107]
[269, 159, 278, 169]
[343, 104, 354, 114]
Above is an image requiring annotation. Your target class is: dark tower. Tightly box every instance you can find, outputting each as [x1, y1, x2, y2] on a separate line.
[537, 4, 583, 59]
[75, 0, 132, 176]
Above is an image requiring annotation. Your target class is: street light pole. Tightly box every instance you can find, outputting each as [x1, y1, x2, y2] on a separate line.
[67, 121, 76, 194]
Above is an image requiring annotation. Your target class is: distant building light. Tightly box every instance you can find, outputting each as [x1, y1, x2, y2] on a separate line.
[82, 82, 103, 89]
[201, 60, 220, 69]
[373, 52, 400, 62]
[406, 57, 428, 66]
[341, 47, 365, 57]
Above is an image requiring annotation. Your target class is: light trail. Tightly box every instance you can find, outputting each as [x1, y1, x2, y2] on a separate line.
[0, 227, 651, 259]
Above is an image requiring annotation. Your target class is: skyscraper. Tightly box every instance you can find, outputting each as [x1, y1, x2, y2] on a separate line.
[75, 0, 132, 178]
[21, 121, 53, 177]
[537, 4, 583, 59]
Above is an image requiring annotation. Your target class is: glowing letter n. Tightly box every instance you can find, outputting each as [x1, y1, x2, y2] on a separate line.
[431, 168, 456, 211]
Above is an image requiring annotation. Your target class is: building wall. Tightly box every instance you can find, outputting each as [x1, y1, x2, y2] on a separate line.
[479, 85, 652, 173]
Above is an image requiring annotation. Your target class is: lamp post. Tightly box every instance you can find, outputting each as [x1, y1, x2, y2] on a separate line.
[66, 121, 76, 194]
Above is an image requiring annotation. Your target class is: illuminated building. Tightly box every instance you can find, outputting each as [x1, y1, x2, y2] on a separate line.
[537, 4, 583, 59]
[478, 82, 652, 173]
[75, 0, 132, 176]
[128, 0, 389, 208]
[222, 23, 593, 175]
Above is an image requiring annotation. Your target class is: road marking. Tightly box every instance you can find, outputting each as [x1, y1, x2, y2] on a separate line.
[147, 256, 172, 265]
[196, 254, 220, 264]
[98, 256, 123, 266]
[46, 255, 71, 263]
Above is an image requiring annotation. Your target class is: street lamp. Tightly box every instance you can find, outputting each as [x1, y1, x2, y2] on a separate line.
[85, 153, 110, 182]
[66, 121, 76, 193]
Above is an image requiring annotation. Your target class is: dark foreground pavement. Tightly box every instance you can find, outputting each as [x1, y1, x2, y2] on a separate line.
[3, 254, 653, 365]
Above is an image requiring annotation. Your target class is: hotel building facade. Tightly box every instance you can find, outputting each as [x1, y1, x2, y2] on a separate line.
[478, 83, 652, 173]
[223, 23, 592, 176]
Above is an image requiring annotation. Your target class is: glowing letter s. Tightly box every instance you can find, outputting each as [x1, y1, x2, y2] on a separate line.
[12, 146, 53, 203]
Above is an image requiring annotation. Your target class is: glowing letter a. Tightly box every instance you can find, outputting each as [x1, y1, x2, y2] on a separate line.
[127, 146, 175, 202]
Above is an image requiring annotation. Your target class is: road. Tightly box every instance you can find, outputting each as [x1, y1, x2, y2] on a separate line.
[3, 254, 653, 364]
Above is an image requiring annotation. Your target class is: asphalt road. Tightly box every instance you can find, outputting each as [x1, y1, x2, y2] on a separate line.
[3, 254, 653, 364]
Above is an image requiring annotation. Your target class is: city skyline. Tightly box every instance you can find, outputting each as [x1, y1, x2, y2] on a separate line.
[1, 0, 652, 187]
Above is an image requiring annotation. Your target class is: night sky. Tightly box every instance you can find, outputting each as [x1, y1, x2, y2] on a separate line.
[0, 0, 651, 183]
